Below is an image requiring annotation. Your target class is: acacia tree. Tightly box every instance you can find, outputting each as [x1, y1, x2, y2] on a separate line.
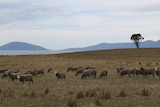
[130, 33, 144, 48]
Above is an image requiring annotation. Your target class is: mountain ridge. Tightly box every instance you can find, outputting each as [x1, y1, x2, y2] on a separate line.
[0, 41, 49, 51]
[0, 40, 159, 51]
[63, 40, 160, 52]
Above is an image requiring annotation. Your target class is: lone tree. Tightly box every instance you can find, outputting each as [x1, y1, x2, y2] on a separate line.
[130, 33, 144, 48]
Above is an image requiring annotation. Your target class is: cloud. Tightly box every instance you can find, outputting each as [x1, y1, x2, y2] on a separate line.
[0, 0, 69, 27]
[1, 0, 160, 30]
[0, 0, 159, 50]
[122, 3, 160, 13]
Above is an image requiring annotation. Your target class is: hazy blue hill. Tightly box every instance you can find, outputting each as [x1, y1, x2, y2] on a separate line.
[0, 42, 49, 51]
[0, 40, 159, 52]
[141, 40, 160, 48]
[64, 40, 160, 52]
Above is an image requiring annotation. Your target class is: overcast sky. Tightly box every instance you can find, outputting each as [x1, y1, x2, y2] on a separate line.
[0, 0, 160, 50]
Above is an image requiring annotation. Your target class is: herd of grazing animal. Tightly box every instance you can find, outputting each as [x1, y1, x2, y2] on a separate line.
[0, 68, 46, 83]
[66, 66, 160, 79]
[0, 65, 160, 83]
[117, 67, 160, 78]
[66, 66, 107, 79]
[1, 70, 33, 83]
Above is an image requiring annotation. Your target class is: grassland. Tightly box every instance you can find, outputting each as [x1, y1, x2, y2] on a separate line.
[0, 48, 160, 107]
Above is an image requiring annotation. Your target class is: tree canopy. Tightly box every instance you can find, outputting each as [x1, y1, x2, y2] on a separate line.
[130, 33, 144, 48]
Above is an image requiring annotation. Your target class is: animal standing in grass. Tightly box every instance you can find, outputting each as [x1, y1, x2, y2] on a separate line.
[47, 67, 52, 72]
[8, 72, 21, 82]
[81, 69, 97, 79]
[140, 67, 155, 78]
[155, 67, 160, 79]
[100, 70, 108, 78]
[17, 74, 33, 83]
[75, 68, 84, 76]
[55, 71, 65, 80]
[116, 67, 124, 74]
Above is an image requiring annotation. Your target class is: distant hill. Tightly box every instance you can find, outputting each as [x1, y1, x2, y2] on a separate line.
[0, 40, 159, 52]
[0, 42, 49, 51]
[63, 40, 160, 52]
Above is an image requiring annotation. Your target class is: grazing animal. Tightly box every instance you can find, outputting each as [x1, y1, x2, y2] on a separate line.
[2, 70, 19, 78]
[129, 67, 138, 77]
[30, 70, 38, 76]
[140, 67, 155, 77]
[25, 69, 38, 76]
[135, 67, 145, 77]
[81, 69, 97, 79]
[0, 69, 8, 73]
[8, 72, 21, 82]
[67, 67, 74, 72]
[81, 70, 90, 79]
[67, 66, 82, 72]
[55, 71, 65, 80]
[17, 74, 33, 83]
[119, 70, 130, 77]
[116, 67, 124, 74]
[100, 70, 108, 78]
[25, 68, 44, 76]
[75, 68, 84, 76]
[37, 68, 44, 75]
[85, 66, 95, 70]
[47, 68, 52, 72]
[155, 67, 160, 79]
[2, 70, 10, 78]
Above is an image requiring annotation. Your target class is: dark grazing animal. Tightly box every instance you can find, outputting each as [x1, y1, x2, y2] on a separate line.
[37, 68, 44, 75]
[75, 68, 84, 76]
[47, 68, 52, 72]
[85, 66, 95, 70]
[155, 67, 160, 79]
[100, 70, 108, 78]
[25, 70, 38, 76]
[128, 67, 139, 77]
[116, 67, 124, 74]
[67, 67, 74, 72]
[135, 67, 145, 77]
[0, 69, 8, 73]
[81, 69, 97, 79]
[119, 69, 131, 77]
[2, 70, 10, 78]
[8, 72, 21, 82]
[17, 74, 33, 83]
[81, 70, 90, 79]
[55, 71, 65, 80]
[25, 68, 44, 76]
[67, 66, 82, 72]
[2, 70, 19, 78]
[140, 67, 155, 77]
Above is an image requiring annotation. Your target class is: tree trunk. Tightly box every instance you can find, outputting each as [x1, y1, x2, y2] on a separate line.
[135, 42, 139, 48]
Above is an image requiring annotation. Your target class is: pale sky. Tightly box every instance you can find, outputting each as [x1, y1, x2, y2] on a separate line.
[0, 0, 160, 50]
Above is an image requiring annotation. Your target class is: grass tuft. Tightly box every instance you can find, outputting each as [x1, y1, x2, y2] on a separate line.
[85, 88, 97, 97]
[100, 90, 111, 100]
[94, 97, 102, 106]
[68, 91, 74, 95]
[67, 97, 77, 107]
[0, 89, 2, 94]
[118, 89, 127, 97]
[44, 88, 49, 94]
[141, 88, 149, 97]
[30, 90, 36, 97]
[22, 91, 29, 97]
[2, 89, 14, 97]
[76, 90, 84, 99]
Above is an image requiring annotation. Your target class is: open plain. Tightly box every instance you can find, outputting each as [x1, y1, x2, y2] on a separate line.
[0, 48, 160, 107]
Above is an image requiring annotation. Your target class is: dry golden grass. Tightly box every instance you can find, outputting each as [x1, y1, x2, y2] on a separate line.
[0, 48, 160, 107]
